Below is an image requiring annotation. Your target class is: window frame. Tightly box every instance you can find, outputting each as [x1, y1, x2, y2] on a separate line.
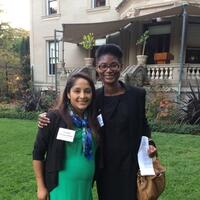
[91, 0, 106, 8]
[47, 41, 59, 76]
[46, 0, 58, 15]
[186, 47, 200, 63]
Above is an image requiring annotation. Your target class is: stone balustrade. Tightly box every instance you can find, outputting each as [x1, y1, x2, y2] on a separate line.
[147, 63, 200, 81]
[56, 63, 200, 92]
[147, 64, 175, 80]
[185, 64, 200, 80]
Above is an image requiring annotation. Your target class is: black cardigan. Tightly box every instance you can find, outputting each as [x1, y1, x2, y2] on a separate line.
[94, 82, 151, 200]
[32, 111, 66, 192]
[95, 82, 151, 169]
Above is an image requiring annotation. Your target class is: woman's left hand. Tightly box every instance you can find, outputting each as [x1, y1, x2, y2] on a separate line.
[148, 145, 157, 158]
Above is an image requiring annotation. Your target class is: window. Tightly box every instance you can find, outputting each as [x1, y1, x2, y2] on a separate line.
[47, 0, 58, 15]
[145, 24, 171, 64]
[92, 0, 106, 8]
[48, 41, 59, 75]
[186, 48, 200, 63]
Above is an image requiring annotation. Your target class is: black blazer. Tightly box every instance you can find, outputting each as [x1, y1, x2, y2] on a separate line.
[95, 82, 151, 169]
[32, 111, 67, 192]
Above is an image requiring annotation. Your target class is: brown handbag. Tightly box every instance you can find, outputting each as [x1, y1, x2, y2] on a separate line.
[137, 158, 166, 200]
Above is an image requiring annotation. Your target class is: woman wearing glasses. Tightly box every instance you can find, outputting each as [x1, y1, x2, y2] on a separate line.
[94, 44, 155, 200]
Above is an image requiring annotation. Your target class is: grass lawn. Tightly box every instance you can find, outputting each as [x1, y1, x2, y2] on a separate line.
[0, 118, 200, 200]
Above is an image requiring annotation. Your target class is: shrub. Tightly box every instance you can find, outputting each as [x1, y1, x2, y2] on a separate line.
[39, 90, 57, 111]
[176, 79, 200, 125]
[146, 84, 177, 123]
[20, 89, 56, 112]
[0, 96, 12, 104]
[20, 90, 40, 111]
[149, 121, 200, 135]
[0, 108, 39, 120]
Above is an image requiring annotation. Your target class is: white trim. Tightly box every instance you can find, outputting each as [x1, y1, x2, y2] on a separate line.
[45, 0, 60, 16]
[87, 5, 110, 13]
[42, 13, 61, 20]
[90, 0, 107, 9]
[46, 40, 59, 76]
[148, 24, 171, 35]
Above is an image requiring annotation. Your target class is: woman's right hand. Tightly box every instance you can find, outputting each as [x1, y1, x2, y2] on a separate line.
[38, 112, 50, 128]
[37, 186, 49, 200]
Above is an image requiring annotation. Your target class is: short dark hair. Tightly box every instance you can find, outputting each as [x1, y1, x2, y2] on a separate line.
[95, 44, 123, 63]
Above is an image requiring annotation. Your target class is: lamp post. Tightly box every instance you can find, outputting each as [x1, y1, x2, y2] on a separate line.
[177, 4, 188, 98]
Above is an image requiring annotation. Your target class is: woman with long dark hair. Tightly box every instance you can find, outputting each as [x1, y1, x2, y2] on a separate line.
[33, 73, 98, 200]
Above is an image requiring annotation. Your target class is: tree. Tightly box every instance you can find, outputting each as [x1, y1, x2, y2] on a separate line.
[0, 11, 30, 100]
[19, 36, 31, 92]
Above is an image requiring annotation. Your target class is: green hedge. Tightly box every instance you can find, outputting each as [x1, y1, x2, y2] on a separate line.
[150, 121, 200, 135]
[0, 108, 199, 135]
[0, 109, 39, 120]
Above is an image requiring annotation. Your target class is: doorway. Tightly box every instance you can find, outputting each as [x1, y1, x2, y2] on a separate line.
[145, 24, 171, 64]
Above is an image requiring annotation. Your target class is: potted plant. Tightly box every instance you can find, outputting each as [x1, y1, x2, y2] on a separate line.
[136, 30, 150, 65]
[80, 32, 95, 66]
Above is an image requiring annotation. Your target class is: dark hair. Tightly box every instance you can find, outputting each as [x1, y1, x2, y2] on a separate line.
[95, 44, 123, 63]
[53, 72, 99, 138]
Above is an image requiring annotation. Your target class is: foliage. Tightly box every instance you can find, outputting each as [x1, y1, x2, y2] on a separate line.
[149, 121, 200, 135]
[39, 90, 57, 111]
[176, 79, 200, 125]
[0, 89, 56, 119]
[18, 36, 31, 92]
[20, 90, 41, 111]
[1, 119, 200, 199]
[136, 30, 150, 55]
[0, 95, 12, 103]
[0, 103, 39, 120]
[0, 20, 30, 98]
[20, 89, 56, 112]
[146, 84, 176, 123]
[80, 33, 95, 57]
[0, 108, 39, 120]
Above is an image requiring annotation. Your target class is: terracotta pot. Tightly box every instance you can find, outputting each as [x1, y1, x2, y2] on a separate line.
[154, 52, 174, 64]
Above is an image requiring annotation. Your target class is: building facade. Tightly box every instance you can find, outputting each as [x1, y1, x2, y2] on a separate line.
[30, 0, 120, 90]
[30, 0, 200, 92]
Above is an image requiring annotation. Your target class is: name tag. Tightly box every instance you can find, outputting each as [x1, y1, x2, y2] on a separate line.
[56, 128, 75, 142]
[97, 114, 104, 127]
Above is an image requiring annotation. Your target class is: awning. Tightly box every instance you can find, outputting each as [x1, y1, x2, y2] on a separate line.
[62, 19, 131, 43]
[62, 4, 200, 43]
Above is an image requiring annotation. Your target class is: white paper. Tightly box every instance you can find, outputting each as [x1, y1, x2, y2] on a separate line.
[56, 128, 75, 142]
[137, 136, 155, 176]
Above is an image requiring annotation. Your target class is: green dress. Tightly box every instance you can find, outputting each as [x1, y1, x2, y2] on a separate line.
[50, 128, 95, 200]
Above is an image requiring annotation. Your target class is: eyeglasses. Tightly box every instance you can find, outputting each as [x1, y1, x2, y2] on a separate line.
[97, 62, 121, 71]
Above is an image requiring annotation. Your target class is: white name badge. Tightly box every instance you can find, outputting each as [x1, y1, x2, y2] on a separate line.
[56, 128, 75, 142]
[97, 114, 104, 127]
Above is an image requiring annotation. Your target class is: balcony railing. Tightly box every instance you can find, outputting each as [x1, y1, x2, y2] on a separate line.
[147, 63, 200, 81]
[186, 64, 200, 80]
[57, 63, 200, 92]
[147, 64, 174, 80]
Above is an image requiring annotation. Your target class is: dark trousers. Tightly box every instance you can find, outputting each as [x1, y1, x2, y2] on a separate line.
[96, 168, 137, 200]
